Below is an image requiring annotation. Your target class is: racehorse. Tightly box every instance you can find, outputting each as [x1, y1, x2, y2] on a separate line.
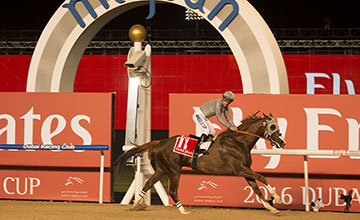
[115, 112, 286, 214]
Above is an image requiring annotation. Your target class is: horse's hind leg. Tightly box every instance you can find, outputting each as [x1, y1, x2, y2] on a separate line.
[168, 173, 190, 214]
[246, 178, 280, 215]
[133, 169, 164, 208]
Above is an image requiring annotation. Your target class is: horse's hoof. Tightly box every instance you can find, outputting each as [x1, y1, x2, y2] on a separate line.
[132, 198, 143, 207]
[271, 209, 280, 215]
[274, 196, 282, 204]
[178, 206, 191, 214]
[127, 203, 147, 211]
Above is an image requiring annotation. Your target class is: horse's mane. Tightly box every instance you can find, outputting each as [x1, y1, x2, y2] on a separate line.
[241, 115, 262, 124]
[238, 111, 265, 130]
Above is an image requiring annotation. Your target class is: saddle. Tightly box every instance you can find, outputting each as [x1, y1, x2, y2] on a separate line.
[172, 135, 214, 170]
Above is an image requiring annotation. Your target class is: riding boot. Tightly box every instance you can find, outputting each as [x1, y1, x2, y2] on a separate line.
[194, 134, 207, 154]
[198, 134, 214, 155]
[197, 134, 209, 154]
[201, 134, 207, 143]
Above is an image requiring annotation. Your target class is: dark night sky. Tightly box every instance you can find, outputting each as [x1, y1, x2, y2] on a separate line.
[0, 0, 358, 31]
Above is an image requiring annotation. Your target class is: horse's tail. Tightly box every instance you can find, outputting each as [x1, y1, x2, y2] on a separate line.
[113, 140, 161, 177]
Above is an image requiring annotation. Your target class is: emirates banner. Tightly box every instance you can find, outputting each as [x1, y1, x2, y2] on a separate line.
[0, 93, 113, 202]
[170, 94, 360, 212]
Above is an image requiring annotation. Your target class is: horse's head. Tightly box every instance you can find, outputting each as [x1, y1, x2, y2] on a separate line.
[262, 113, 286, 149]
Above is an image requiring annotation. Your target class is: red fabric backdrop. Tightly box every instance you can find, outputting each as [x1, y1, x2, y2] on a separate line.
[1, 54, 359, 130]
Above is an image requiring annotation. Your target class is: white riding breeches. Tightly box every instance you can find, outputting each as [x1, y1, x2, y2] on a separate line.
[192, 109, 215, 136]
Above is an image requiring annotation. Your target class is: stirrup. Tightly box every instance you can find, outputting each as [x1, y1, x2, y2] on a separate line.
[198, 149, 209, 155]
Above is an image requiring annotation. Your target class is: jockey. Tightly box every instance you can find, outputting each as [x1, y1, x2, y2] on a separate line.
[192, 91, 237, 158]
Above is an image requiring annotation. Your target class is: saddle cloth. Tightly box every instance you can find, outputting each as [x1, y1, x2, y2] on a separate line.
[173, 135, 211, 157]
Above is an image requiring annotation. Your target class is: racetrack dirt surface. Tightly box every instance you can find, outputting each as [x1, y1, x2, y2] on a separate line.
[0, 200, 359, 220]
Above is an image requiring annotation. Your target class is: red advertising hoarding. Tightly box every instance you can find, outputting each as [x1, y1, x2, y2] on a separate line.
[0, 93, 113, 202]
[170, 94, 360, 211]
[177, 174, 359, 212]
[0, 170, 111, 201]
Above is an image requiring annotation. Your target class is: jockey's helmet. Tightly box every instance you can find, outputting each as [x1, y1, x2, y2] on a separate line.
[222, 91, 235, 101]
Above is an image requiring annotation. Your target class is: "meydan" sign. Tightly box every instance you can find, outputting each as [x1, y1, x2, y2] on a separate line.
[64, 0, 238, 31]
[27, 0, 288, 94]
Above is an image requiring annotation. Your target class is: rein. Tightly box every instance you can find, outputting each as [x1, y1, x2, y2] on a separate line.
[235, 130, 263, 139]
[213, 130, 263, 141]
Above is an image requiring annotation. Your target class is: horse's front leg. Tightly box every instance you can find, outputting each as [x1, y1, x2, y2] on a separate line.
[238, 166, 282, 204]
[264, 184, 282, 204]
[245, 178, 280, 215]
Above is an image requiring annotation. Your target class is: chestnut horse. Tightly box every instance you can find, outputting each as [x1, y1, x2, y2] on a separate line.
[115, 113, 286, 214]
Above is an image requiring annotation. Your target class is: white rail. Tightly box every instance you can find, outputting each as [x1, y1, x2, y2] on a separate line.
[251, 149, 360, 156]
[250, 149, 360, 211]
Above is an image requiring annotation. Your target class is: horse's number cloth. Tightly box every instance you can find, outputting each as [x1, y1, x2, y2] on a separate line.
[173, 135, 211, 157]
[173, 136, 197, 157]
